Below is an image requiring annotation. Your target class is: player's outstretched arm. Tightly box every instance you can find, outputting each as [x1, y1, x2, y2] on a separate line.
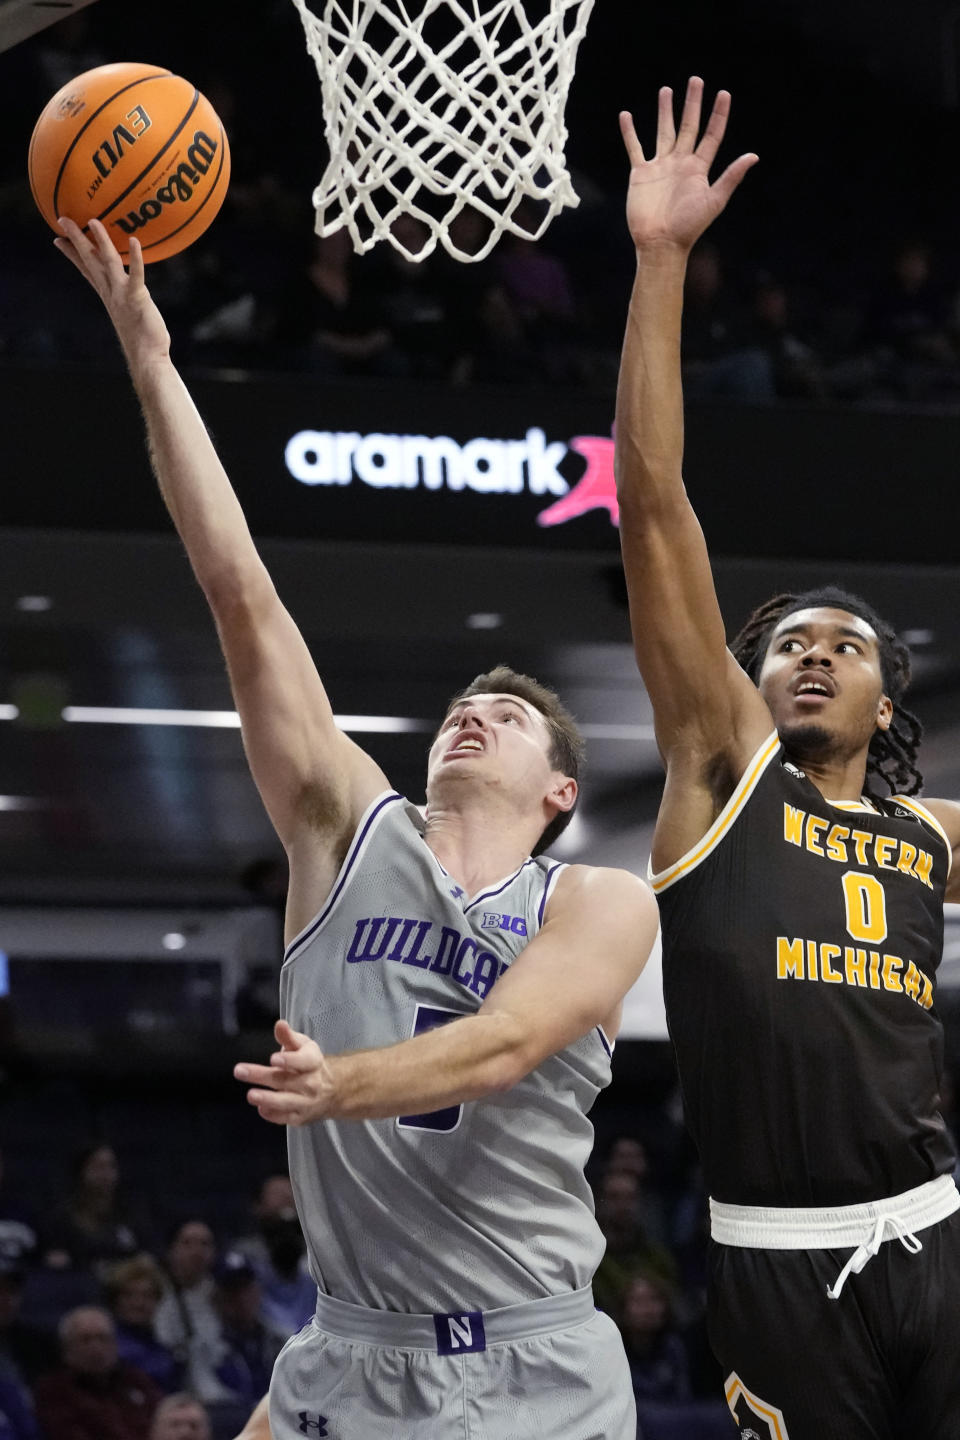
[615, 82, 770, 845]
[54, 220, 386, 878]
[234, 867, 658, 1122]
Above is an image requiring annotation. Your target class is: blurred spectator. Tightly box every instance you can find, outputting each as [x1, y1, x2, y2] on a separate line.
[41, 1144, 148, 1279]
[0, 1262, 56, 1388]
[148, 1393, 211, 1440]
[211, 1253, 283, 1409]
[33, 1305, 161, 1440]
[494, 199, 584, 383]
[681, 243, 775, 401]
[619, 1270, 691, 1406]
[0, 1152, 37, 1274]
[272, 231, 403, 376]
[751, 278, 824, 399]
[370, 216, 454, 379]
[105, 1256, 183, 1394]
[592, 1168, 676, 1318]
[154, 1221, 231, 1406]
[864, 241, 960, 402]
[229, 1177, 315, 1338]
[603, 1137, 669, 1249]
[0, 1373, 40, 1440]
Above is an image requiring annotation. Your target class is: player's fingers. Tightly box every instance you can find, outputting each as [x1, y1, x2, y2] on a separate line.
[127, 236, 144, 284]
[234, 1062, 284, 1089]
[52, 236, 92, 276]
[270, 1041, 320, 1073]
[57, 216, 96, 259]
[618, 111, 645, 166]
[274, 1018, 311, 1050]
[675, 75, 704, 153]
[695, 88, 732, 167]
[711, 151, 759, 208]
[654, 86, 675, 156]
[246, 1089, 305, 1124]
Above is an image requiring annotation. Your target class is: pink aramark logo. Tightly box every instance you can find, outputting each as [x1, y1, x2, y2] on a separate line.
[537, 431, 617, 528]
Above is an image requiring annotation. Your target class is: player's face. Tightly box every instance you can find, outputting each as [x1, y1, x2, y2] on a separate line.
[757, 607, 893, 759]
[426, 693, 567, 813]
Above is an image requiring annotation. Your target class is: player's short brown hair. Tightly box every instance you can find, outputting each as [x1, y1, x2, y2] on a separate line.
[447, 665, 584, 854]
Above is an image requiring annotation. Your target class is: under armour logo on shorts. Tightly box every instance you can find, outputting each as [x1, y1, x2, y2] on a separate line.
[433, 1310, 486, 1355]
[298, 1415, 329, 1436]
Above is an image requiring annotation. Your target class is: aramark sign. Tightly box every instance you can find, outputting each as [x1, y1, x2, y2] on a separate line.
[284, 426, 619, 528]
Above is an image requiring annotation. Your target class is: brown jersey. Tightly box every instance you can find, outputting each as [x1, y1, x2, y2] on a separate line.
[654, 732, 956, 1207]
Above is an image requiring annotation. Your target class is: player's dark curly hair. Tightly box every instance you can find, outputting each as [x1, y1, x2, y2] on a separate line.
[730, 586, 924, 796]
[446, 665, 584, 855]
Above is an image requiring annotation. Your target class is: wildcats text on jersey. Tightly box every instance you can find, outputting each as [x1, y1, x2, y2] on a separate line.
[346, 915, 507, 1000]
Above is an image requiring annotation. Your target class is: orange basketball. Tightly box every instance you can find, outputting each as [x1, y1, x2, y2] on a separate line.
[28, 62, 230, 264]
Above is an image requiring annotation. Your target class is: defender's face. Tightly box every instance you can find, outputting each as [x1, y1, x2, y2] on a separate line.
[757, 607, 892, 751]
[425, 693, 563, 810]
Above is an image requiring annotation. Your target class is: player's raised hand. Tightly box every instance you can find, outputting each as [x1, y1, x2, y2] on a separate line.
[234, 1019, 337, 1127]
[619, 77, 758, 252]
[53, 217, 170, 366]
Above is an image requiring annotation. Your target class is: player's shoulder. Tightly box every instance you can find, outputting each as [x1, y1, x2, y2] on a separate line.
[547, 862, 656, 916]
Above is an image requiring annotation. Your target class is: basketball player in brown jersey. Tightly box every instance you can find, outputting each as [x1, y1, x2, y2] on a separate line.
[616, 79, 960, 1439]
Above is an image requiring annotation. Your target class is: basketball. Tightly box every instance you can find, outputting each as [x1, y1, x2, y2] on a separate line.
[28, 61, 230, 264]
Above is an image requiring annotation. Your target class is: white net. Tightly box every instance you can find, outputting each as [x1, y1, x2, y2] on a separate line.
[291, 0, 595, 262]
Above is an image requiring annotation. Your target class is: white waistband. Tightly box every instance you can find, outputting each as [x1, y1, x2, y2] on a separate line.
[710, 1174, 959, 1249]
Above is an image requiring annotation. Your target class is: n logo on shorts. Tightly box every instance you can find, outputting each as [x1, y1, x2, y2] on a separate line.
[433, 1310, 486, 1355]
[725, 1372, 790, 1440]
[297, 1415, 329, 1436]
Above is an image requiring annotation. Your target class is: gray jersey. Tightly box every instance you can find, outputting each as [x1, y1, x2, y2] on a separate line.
[280, 790, 613, 1314]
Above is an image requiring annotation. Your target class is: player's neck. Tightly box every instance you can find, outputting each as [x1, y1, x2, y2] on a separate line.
[791, 751, 870, 804]
[423, 801, 540, 896]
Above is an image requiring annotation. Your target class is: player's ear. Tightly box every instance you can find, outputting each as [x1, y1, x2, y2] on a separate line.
[876, 694, 893, 732]
[549, 776, 578, 814]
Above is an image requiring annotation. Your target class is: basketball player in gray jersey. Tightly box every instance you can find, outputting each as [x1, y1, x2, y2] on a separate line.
[55, 216, 659, 1440]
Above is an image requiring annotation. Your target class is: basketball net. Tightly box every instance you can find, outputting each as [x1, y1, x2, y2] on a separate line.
[291, 0, 595, 262]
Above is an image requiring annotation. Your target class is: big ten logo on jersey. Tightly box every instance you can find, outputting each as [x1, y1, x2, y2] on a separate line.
[481, 911, 527, 936]
[88, 107, 152, 195]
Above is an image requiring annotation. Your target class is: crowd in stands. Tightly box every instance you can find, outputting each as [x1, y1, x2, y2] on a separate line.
[0, 1112, 745, 1440]
[5, 11, 960, 408]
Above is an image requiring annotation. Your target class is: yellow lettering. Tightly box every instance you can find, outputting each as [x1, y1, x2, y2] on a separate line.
[914, 850, 934, 889]
[777, 937, 805, 979]
[882, 953, 903, 992]
[806, 939, 819, 981]
[874, 835, 896, 869]
[903, 961, 921, 1002]
[842, 871, 888, 944]
[869, 951, 882, 989]
[820, 944, 842, 982]
[784, 805, 805, 846]
[919, 973, 934, 1009]
[851, 830, 872, 866]
[806, 815, 827, 857]
[826, 824, 850, 863]
[896, 842, 917, 878]
[845, 947, 867, 987]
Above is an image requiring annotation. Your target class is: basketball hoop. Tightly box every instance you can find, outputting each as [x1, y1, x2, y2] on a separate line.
[290, 0, 595, 262]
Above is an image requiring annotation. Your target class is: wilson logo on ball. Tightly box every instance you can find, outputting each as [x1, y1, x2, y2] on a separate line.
[111, 131, 220, 237]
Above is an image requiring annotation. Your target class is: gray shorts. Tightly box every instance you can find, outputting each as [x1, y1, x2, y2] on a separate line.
[268, 1285, 635, 1440]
